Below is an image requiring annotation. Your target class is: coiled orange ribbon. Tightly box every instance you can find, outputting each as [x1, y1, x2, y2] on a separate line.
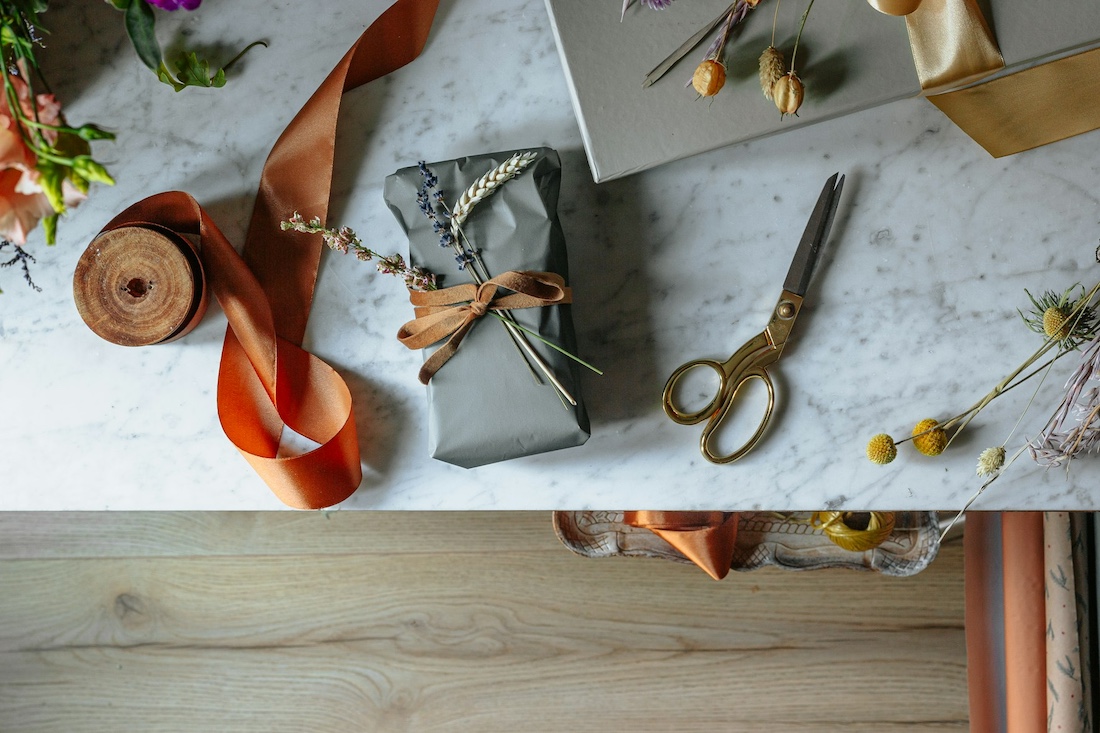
[73, 0, 441, 509]
[396, 271, 571, 384]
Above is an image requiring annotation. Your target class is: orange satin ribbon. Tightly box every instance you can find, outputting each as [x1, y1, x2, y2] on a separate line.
[396, 271, 571, 384]
[623, 511, 739, 580]
[75, 0, 441, 509]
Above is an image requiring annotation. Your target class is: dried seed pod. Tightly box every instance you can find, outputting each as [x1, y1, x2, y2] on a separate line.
[692, 59, 726, 97]
[772, 71, 804, 117]
[866, 434, 897, 465]
[1043, 306, 1072, 340]
[912, 418, 948, 457]
[758, 46, 785, 100]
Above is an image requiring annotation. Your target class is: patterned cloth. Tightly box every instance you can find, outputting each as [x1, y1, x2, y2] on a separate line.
[1044, 512, 1093, 733]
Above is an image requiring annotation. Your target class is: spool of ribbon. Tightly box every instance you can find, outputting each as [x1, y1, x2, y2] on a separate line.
[396, 270, 571, 384]
[623, 511, 740, 580]
[867, 0, 1100, 156]
[72, 0, 442, 509]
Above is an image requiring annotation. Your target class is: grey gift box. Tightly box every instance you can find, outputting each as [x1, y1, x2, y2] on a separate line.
[383, 149, 591, 468]
[544, 0, 1100, 182]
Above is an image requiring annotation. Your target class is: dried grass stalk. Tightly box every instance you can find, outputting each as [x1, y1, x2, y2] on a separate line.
[449, 151, 538, 235]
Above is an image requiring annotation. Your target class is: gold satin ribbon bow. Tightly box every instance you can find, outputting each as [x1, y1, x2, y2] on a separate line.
[868, 0, 1100, 156]
[867, 0, 1003, 93]
[397, 271, 571, 384]
[623, 511, 740, 580]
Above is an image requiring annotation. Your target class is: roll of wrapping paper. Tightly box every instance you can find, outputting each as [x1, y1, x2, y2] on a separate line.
[965, 512, 1007, 733]
[1002, 511, 1046, 733]
[72, 0, 442, 509]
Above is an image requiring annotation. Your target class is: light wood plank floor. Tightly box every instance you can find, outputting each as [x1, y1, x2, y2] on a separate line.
[0, 512, 967, 732]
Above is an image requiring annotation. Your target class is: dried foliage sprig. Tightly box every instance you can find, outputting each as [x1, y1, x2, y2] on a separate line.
[281, 213, 436, 291]
[862, 254, 1100, 540]
[636, 0, 818, 117]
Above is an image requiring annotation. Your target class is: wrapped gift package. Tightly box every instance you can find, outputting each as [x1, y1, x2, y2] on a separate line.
[384, 148, 591, 468]
[544, 0, 1100, 181]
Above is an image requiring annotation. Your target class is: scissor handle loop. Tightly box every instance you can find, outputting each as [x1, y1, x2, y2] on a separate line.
[699, 367, 775, 464]
[662, 357, 728, 425]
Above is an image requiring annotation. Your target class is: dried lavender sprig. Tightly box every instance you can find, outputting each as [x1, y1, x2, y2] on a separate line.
[281, 213, 436, 291]
[0, 240, 41, 292]
[416, 161, 480, 272]
[702, 1, 750, 61]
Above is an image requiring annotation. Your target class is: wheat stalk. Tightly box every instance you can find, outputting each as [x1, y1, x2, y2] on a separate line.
[449, 151, 538, 236]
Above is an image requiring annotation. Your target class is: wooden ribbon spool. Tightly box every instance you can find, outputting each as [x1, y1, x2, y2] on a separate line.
[73, 225, 208, 347]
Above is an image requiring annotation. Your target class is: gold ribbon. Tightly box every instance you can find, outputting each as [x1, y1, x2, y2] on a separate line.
[396, 270, 571, 384]
[868, 0, 1100, 156]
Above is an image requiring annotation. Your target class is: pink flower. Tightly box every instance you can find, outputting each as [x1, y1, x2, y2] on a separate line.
[145, 0, 201, 10]
[0, 72, 84, 244]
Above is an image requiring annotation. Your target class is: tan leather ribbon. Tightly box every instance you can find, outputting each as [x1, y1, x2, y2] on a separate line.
[397, 270, 571, 384]
[869, 0, 1100, 156]
[73, 0, 441, 509]
[623, 511, 739, 580]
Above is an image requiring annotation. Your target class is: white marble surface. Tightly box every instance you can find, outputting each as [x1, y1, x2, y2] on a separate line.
[2, 0, 1099, 511]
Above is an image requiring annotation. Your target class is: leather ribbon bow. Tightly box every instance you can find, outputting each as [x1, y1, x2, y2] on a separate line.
[623, 511, 740, 580]
[397, 271, 571, 384]
[73, 0, 441, 509]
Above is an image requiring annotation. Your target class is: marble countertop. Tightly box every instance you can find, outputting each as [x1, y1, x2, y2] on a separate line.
[2, 0, 1099, 511]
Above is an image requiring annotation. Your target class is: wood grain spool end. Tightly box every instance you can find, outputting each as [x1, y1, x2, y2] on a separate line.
[73, 225, 207, 347]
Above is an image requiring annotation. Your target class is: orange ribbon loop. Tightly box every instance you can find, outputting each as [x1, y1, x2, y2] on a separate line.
[73, 0, 441, 509]
[623, 511, 740, 580]
[397, 270, 571, 384]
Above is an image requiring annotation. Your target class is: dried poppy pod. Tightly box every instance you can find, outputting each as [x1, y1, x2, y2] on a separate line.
[772, 71, 804, 117]
[692, 59, 726, 97]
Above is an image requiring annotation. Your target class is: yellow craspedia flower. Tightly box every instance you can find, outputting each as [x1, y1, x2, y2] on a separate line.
[866, 433, 897, 464]
[912, 418, 948, 456]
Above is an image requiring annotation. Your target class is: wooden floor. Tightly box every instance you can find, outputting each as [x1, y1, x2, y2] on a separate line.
[0, 512, 968, 732]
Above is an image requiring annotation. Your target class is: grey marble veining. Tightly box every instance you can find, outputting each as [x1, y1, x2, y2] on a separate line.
[1, 0, 1099, 510]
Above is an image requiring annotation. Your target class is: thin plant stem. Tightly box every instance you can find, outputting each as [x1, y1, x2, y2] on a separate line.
[449, 216, 578, 406]
[771, 0, 780, 46]
[789, 0, 815, 72]
[490, 313, 603, 375]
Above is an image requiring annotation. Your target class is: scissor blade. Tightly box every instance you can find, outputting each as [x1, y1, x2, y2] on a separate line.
[782, 173, 844, 297]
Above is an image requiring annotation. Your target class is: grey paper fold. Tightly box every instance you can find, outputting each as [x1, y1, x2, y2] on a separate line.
[384, 148, 590, 468]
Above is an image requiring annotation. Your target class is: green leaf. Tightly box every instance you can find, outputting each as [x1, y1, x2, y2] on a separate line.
[42, 214, 57, 246]
[74, 124, 116, 142]
[70, 156, 115, 186]
[123, 0, 163, 72]
[174, 51, 218, 88]
[34, 159, 66, 214]
[156, 62, 186, 92]
[105, 0, 132, 9]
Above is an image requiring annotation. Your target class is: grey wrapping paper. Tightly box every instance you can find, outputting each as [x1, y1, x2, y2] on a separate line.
[384, 149, 590, 468]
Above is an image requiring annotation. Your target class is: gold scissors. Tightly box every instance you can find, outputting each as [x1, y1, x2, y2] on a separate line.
[662, 173, 844, 464]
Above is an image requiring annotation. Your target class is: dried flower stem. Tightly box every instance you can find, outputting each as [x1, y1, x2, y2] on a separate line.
[788, 0, 816, 73]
